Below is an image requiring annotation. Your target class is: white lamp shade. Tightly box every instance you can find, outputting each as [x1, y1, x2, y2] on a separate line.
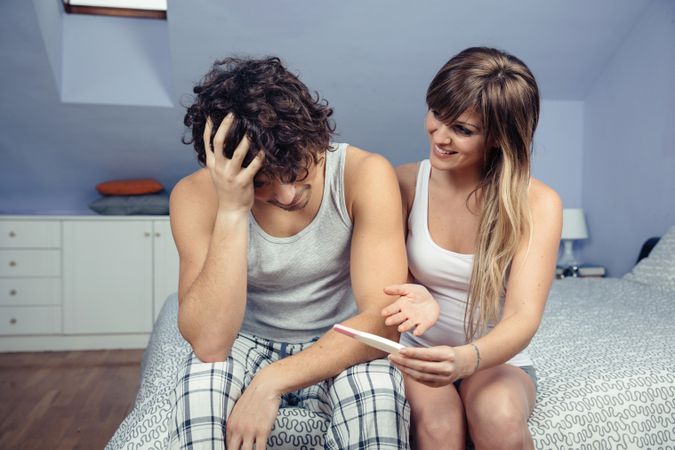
[562, 208, 588, 240]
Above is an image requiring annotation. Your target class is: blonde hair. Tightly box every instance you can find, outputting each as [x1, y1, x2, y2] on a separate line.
[426, 47, 539, 340]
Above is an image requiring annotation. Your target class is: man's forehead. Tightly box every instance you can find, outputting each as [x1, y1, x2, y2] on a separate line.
[254, 159, 319, 184]
[254, 173, 272, 182]
[253, 171, 294, 184]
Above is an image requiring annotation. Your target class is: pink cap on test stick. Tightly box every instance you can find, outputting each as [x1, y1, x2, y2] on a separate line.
[333, 324, 356, 337]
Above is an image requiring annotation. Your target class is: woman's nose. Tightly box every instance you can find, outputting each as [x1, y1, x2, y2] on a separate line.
[435, 127, 452, 145]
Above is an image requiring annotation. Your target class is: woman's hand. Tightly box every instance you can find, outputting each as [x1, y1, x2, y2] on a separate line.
[204, 114, 265, 215]
[388, 345, 475, 388]
[381, 284, 440, 336]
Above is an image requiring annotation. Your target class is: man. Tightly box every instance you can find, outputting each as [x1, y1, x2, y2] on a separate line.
[168, 56, 409, 449]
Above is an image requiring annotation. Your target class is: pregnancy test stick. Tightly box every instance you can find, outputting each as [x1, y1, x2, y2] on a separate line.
[333, 324, 405, 354]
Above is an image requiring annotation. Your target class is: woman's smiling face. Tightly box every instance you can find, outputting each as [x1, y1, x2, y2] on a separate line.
[426, 108, 488, 173]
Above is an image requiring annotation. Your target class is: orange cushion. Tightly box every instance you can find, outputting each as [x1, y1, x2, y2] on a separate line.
[96, 178, 164, 196]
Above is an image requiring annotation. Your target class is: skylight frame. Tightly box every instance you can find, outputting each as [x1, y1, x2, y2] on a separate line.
[63, 0, 167, 20]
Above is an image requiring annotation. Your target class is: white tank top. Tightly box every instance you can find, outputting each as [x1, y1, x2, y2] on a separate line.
[400, 160, 532, 367]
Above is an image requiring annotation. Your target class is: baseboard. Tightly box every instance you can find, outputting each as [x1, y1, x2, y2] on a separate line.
[0, 334, 150, 352]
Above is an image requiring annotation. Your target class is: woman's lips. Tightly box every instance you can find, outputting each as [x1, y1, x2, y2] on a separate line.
[434, 144, 458, 158]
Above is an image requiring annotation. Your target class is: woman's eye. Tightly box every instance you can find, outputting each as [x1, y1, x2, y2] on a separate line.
[253, 180, 267, 188]
[454, 125, 472, 136]
[431, 110, 441, 119]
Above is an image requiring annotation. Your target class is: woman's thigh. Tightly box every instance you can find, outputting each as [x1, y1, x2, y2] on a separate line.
[404, 374, 465, 448]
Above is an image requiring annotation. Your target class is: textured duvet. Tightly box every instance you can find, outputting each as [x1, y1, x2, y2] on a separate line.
[107, 277, 675, 449]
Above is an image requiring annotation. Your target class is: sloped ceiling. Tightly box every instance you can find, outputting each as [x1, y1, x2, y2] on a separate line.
[0, 0, 654, 213]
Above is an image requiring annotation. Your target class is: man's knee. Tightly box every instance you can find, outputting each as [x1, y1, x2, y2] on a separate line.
[331, 359, 407, 413]
[334, 359, 400, 388]
[177, 352, 241, 383]
[325, 361, 410, 449]
[172, 352, 246, 414]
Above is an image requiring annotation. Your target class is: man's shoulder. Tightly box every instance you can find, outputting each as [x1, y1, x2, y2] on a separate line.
[170, 168, 217, 217]
[343, 145, 396, 182]
[172, 168, 211, 195]
[342, 145, 401, 216]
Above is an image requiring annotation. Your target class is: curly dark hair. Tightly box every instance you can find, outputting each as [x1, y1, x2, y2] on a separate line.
[183, 56, 335, 183]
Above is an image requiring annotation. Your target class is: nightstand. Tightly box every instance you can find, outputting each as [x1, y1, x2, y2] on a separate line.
[556, 264, 606, 278]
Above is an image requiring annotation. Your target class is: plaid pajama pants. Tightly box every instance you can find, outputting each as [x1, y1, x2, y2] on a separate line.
[168, 333, 410, 450]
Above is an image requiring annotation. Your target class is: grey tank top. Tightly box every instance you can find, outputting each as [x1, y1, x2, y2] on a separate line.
[241, 143, 357, 342]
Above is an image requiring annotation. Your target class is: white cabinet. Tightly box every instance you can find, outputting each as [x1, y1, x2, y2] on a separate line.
[0, 216, 179, 352]
[0, 249, 61, 277]
[0, 220, 61, 248]
[63, 221, 154, 334]
[0, 220, 62, 337]
[153, 220, 179, 321]
[0, 278, 61, 306]
[0, 307, 61, 335]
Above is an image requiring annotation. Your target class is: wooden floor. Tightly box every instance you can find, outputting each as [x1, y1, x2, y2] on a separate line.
[0, 349, 144, 450]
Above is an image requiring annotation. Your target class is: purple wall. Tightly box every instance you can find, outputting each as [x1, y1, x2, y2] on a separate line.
[581, 0, 675, 276]
[533, 101, 585, 209]
[0, 0, 661, 226]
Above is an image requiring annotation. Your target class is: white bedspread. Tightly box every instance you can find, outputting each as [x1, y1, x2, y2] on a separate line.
[107, 277, 675, 449]
[528, 277, 675, 449]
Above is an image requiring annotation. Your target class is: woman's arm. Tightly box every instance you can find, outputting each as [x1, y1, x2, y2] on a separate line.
[470, 179, 562, 370]
[395, 162, 418, 236]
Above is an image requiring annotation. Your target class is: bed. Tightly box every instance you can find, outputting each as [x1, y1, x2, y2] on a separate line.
[107, 227, 675, 449]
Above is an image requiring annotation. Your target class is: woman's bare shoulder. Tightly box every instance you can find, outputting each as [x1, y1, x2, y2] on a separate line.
[395, 162, 419, 188]
[528, 178, 563, 222]
[395, 162, 420, 211]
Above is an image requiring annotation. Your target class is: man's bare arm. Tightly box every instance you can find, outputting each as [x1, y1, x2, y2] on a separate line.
[171, 116, 263, 362]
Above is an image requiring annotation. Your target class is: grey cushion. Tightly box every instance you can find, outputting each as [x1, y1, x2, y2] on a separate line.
[623, 225, 675, 291]
[89, 193, 169, 215]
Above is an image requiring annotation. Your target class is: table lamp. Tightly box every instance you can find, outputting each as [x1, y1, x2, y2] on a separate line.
[559, 208, 588, 267]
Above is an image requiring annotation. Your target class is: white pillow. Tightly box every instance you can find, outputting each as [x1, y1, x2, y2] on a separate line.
[624, 225, 675, 291]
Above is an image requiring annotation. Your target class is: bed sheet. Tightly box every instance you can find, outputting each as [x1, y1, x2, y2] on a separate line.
[528, 278, 675, 448]
[108, 278, 675, 449]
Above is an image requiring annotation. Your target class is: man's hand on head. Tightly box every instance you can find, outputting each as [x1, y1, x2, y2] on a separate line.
[204, 114, 265, 215]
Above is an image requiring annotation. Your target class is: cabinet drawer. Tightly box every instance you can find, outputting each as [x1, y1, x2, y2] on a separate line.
[0, 278, 61, 306]
[0, 221, 61, 248]
[0, 250, 61, 277]
[0, 306, 61, 335]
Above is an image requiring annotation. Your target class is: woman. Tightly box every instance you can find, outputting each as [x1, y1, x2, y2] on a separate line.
[382, 47, 562, 450]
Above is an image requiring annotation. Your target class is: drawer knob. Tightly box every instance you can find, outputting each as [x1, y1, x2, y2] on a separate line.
[9, 318, 17, 325]
[155, 232, 161, 237]
[144, 232, 151, 237]
[9, 231, 16, 238]
[10, 289, 17, 296]
[9, 260, 17, 267]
